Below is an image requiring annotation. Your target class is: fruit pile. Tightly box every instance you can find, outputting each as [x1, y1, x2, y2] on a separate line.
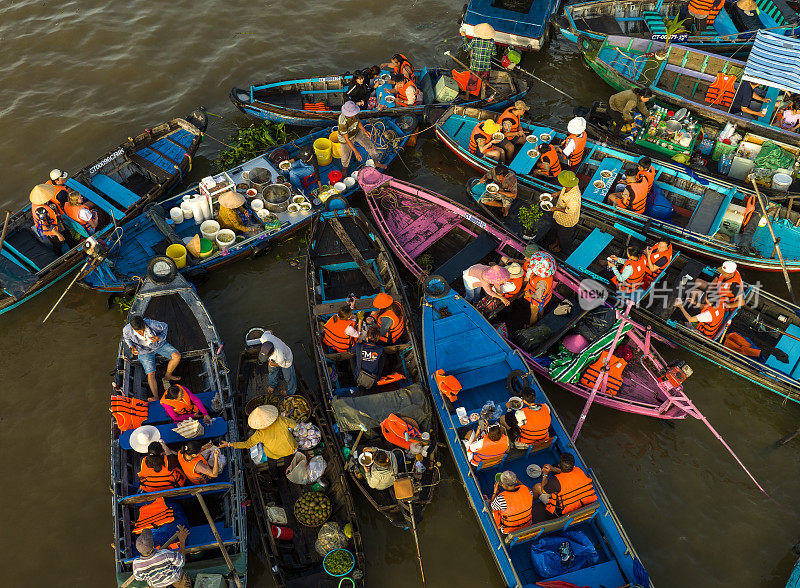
[293, 491, 331, 527]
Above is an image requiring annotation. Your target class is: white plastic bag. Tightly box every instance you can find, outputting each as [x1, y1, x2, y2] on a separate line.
[307, 455, 327, 484]
[250, 443, 266, 464]
[286, 452, 309, 484]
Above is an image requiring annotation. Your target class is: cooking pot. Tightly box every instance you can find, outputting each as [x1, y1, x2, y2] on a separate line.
[262, 183, 291, 212]
[249, 167, 272, 191]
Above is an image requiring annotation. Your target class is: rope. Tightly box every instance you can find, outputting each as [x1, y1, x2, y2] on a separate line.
[201, 132, 236, 150]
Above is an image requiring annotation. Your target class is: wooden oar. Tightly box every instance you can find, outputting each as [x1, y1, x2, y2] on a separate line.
[751, 178, 796, 303]
[0, 210, 10, 252]
[490, 58, 574, 100]
[443, 51, 498, 100]
[41, 258, 92, 324]
[195, 493, 244, 588]
[406, 500, 426, 585]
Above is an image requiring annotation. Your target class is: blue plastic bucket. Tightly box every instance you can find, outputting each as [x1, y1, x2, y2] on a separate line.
[323, 548, 355, 577]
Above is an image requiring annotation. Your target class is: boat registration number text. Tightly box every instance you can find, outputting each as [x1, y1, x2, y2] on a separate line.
[89, 148, 125, 173]
[464, 212, 486, 229]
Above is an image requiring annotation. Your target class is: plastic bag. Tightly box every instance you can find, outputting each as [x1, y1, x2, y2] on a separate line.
[307, 455, 327, 484]
[250, 443, 266, 464]
[314, 522, 348, 557]
[530, 530, 599, 579]
[292, 422, 322, 450]
[266, 506, 287, 525]
[286, 452, 309, 484]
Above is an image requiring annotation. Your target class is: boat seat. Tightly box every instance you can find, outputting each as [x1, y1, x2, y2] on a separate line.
[167, 128, 195, 149]
[143, 391, 218, 425]
[0, 253, 36, 298]
[432, 231, 497, 284]
[66, 178, 125, 220]
[130, 153, 173, 182]
[452, 361, 511, 394]
[137, 147, 177, 173]
[90, 174, 141, 209]
[685, 188, 727, 235]
[765, 324, 800, 376]
[643, 10, 666, 33]
[450, 116, 479, 146]
[504, 501, 600, 547]
[119, 418, 228, 450]
[151, 137, 189, 164]
[4, 228, 59, 271]
[475, 451, 508, 471]
[123, 468, 232, 497]
[448, 351, 509, 376]
[564, 228, 613, 273]
[574, 15, 624, 35]
[584, 158, 624, 202]
[122, 523, 237, 561]
[62, 215, 91, 239]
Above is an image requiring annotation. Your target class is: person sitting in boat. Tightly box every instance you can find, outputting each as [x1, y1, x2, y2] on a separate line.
[352, 326, 385, 389]
[491, 470, 534, 534]
[322, 304, 361, 353]
[124, 315, 182, 401]
[687, 260, 745, 310]
[287, 147, 322, 193]
[29, 183, 71, 255]
[608, 87, 653, 130]
[138, 440, 186, 492]
[643, 240, 673, 287]
[524, 260, 555, 327]
[495, 100, 530, 161]
[608, 168, 648, 215]
[504, 387, 551, 449]
[462, 263, 512, 305]
[390, 72, 419, 107]
[685, 0, 725, 32]
[360, 447, 398, 490]
[777, 96, 800, 131]
[338, 101, 386, 172]
[46, 169, 71, 210]
[532, 140, 563, 180]
[730, 0, 764, 34]
[370, 292, 406, 344]
[730, 81, 771, 120]
[475, 163, 517, 217]
[498, 262, 525, 300]
[560, 117, 587, 171]
[381, 53, 415, 82]
[532, 452, 598, 519]
[674, 293, 726, 339]
[460, 23, 496, 82]
[178, 440, 223, 485]
[608, 246, 647, 297]
[636, 156, 656, 194]
[346, 70, 372, 108]
[160, 384, 212, 425]
[468, 119, 505, 163]
[64, 192, 99, 234]
[723, 332, 790, 363]
[465, 421, 509, 467]
[220, 405, 298, 460]
[217, 191, 260, 235]
[131, 526, 191, 588]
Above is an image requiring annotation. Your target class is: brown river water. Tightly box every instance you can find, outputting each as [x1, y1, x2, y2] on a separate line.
[2, 1, 800, 586]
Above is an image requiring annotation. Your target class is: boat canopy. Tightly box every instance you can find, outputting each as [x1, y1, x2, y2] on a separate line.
[743, 30, 800, 94]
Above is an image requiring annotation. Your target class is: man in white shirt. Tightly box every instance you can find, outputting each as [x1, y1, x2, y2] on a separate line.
[258, 331, 297, 396]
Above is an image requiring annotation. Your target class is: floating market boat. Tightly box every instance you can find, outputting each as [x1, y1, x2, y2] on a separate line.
[433, 105, 800, 271]
[230, 67, 527, 126]
[565, 29, 800, 146]
[111, 256, 246, 586]
[559, 0, 798, 55]
[83, 119, 410, 292]
[305, 207, 441, 528]
[235, 336, 365, 587]
[458, 0, 561, 51]
[0, 111, 207, 316]
[420, 283, 653, 588]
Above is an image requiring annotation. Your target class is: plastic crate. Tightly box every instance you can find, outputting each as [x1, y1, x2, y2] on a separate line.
[712, 140, 737, 161]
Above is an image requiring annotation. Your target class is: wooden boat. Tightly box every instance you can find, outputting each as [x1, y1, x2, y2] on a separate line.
[420, 285, 653, 588]
[305, 207, 441, 527]
[788, 545, 800, 588]
[433, 105, 800, 271]
[235, 338, 365, 587]
[458, 0, 562, 51]
[0, 111, 206, 316]
[564, 30, 800, 146]
[111, 256, 246, 586]
[82, 118, 410, 293]
[230, 67, 527, 127]
[559, 0, 798, 55]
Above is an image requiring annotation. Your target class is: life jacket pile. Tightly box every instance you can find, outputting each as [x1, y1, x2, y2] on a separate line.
[303, 101, 329, 111]
[705, 73, 737, 108]
[494, 483, 534, 532]
[322, 315, 357, 352]
[111, 396, 149, 431]
[545, 467, 598, 516]
[452, 69, 481, 96]
[133, 497, 175, 534]
[381, 413, 421, 450]
[434, 369, 462, 402]
[579, 350, 628, 396]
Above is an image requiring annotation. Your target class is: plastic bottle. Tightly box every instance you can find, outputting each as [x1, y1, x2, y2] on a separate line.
[559, 541, 573, 567]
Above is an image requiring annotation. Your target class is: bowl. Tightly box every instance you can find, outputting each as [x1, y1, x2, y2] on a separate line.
[593, 180, 605, 189]
[459, 415, 470, 425]
[262, 183, 291, 212]
[469, 413, 480, 422]
[237, 182, 250, 192]
[293, 195, 306, 204]
[279, 160, 291, 171]
[288, 203, 301, 214]
[300, 202, 312, 211]
[385, 95, 395, 103]
[492, 132, 505, 141]
[351, 171, 359, 179]
[539, 192, 553, 202]
[381, 73, 391, 82]
[344, 177, 356, 188]
[540, 200, 553, 211]
[241, 170, 250, 181]
[251, 198, 264, 211]
[334, 181, 347, 192]
[256, 209, 270, 221]
[539, 133, 552, 142]
[526, 135, 538, 143]
[365, 159, 375, 167]
[246, 188, 258, 198]
[485, 183, 500, 194]
[600, 170, 612, 179]
[527, 149, 537, 157]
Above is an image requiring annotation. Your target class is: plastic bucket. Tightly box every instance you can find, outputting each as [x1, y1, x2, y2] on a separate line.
[200, 220, 220, 242]
[313, 138, 333, 166]
[180, 201, 193, 220]
[772, 173, 792, 191]
[199, 238, 214, 258]
[169, 207, 184, 225]
[328, 131, 342, 159]
[328, 170, 343, 185]
[216, 229, 236, 252]
[322, 548, 355, 578]
[166, 244, 187, 269]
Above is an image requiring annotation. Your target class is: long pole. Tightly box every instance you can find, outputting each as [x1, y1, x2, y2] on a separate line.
[196, 493, 244, 588]
[406, 500, 426, 585]
[490, 58, 574, 100]
[41, 259, 92, 324]
[0, 210, 10, 252]
[751, 179, 796, 303]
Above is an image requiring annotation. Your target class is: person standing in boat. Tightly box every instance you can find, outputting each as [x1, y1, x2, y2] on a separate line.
[544, 170, 582, 253]
[608, 87, 653, 130]
[337, 101, 386, 172]
[475, 163, 518, 217]
[495, 100, 530, 161]
[256, 330, 297, 396]
[124, 315, 182, 401]
[490, 470, 534, 534]
[560, 117, 588, 171]
[462, 264, 512, 305]
[460, 23, 496, 82]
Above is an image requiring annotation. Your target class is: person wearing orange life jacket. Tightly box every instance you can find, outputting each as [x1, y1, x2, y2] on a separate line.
[608, 246, 647, 296]
[138, 441, 186, 493]
[468, 119, 505, 163]
[675, 293, 727, 339]
[687, 260, 745, 310]
[608, 168, 648, 214]
[464, 421, 509, 467]
[178, 440, 222, 485]
[524, 269, 554, 326]
[643, 240, 673, 287]
[491, 470, 534, 533]
[533, 141, 562, 179]
[560, 117, 588, 170]
[636, 156, 656, 193]
[64, 192, 99, 233]
[705, 73, 738, 108]
[29, 183, 71, 255]
[504, 387, 551, 448]
[322, 304, 360, 353]
[532, 452, 597, 519]
[579, 350, 628, 396]
[46, 168, 70, 212]
[391, 73, 419, 107]
[161, 385, 210, 427]
[687, 0, 726, 32]
[371, 292, 406, 344]
[495, 100, 530, 161]
[381, 53, 415, 82]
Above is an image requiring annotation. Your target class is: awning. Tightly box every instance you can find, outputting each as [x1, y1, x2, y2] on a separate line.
[742, 30, 800, 95]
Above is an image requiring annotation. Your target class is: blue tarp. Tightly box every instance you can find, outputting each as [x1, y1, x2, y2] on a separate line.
[742, 30, 800, 94]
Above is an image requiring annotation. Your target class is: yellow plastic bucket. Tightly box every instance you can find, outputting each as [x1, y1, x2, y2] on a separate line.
[166, 244, 187, 269]
[313, 138, 333, 166]
[328, 132, 342, 159]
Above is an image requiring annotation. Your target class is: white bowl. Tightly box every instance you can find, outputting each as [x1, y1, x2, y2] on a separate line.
[365, 159, 375, 167]
[344, 177, 356, 188]
[256, 209, 269, 221]
[288, 203, 301, 214]
[485, 183, 500, 194]
[527, 149, 537, 157]
[300, 202, 312, 211]
[334, 181, 347, 192]
[600, 170, 613, 178]
[526, 135, 538, 143]
[385, 95, 395, 103]
[351, 171, 359, 179]
[279, 160, 291, 171]
[593, 180, 605, 189]
[539, 133, 552, 142]
[251, 198, 264, 211]
[540, 201, 553, 211]
[492, 132, 505, 141]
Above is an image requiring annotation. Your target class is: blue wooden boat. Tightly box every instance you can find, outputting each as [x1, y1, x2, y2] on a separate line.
[434, 105, 800, 272]
[0, 111, 206, 316]
[82, 119, 409, 292]
[788, 547, 800, 588]
[559, 0, 798, 56]
[458, 0, 561, 51]
[230, 67, 527, 127]
[111, 257, 246, 586]
[420, 285, 652, 588]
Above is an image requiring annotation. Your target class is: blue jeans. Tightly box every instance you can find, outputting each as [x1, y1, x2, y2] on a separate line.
[269, 364, 297, 396]
[138, 343, 180, 375]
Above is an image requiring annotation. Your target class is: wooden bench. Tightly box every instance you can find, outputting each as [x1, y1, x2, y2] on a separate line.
[504, 502, 600, 546]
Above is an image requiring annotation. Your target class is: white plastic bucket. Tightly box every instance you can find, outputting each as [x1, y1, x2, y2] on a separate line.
[198, 194, 212, 220]
[334, 182, 347, 192]
[216, 229, 236, 252]
[772, 173, 792, 191]
[169, 207, 184, 224]
[180, 201, 193, 220]
[200, 220, 220, 242]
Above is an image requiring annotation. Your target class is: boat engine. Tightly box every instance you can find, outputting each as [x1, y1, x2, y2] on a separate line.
[659, 360, 693, 388]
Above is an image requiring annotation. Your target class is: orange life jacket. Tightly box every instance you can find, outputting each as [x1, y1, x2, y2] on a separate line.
[32, 203, 62, 236]
[618, 180, 648, 215]
[303, 101, 329, 111]
[524, 274, 554, 308]
[470, 432, 509, 467]
[178, 452, 210, 485]
[452, 69, 482, 96]
[111, 395, 149, 432]
[503, 276, 525, 299]
[563, 133, 587, 167]
[64, 201, 94, 228]
[644, 243, 673, 284]
[322, 316, 357, 352]
[138, 457, 185, 492]
[377, 306, 405, 344]
[393, 54, 415, 81]
[469, 123, 494, 155]
[579, 350, 628, 396]
[434, 369, 462, 402]
[705, 73, 737, 107]
[546, 467, 598, 516]
[381, 413, 422, 450]
[742, 193, 755, 231]
[689, 0, 725, 20]
[46, 180, 68, 214]
[711, 271, 743, 305]
[695, 301, 726, 338]
[377, 372, 405, 386]
[160, 385, 196, 417]
[133, 497, 175, 534]
[539, 146, 562, 177]
[637, 166, 656, 193]
[611, 255, 647, 292]
[395, 79, 418, 107]
[517, 405, 552, 444]
[496, 484, 534, 532]
[497, 107, 521, 134]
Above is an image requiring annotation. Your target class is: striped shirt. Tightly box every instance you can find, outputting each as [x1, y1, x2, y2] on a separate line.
[490, 494, 507, 510]
[462, 37, 496, 72]
[132, 549, 185, 587]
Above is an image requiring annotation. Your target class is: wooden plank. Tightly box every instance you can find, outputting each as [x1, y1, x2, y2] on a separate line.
[313, 296, 375, 316]
[328, 217, 382, 289]
[118, 482, 233, 505]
